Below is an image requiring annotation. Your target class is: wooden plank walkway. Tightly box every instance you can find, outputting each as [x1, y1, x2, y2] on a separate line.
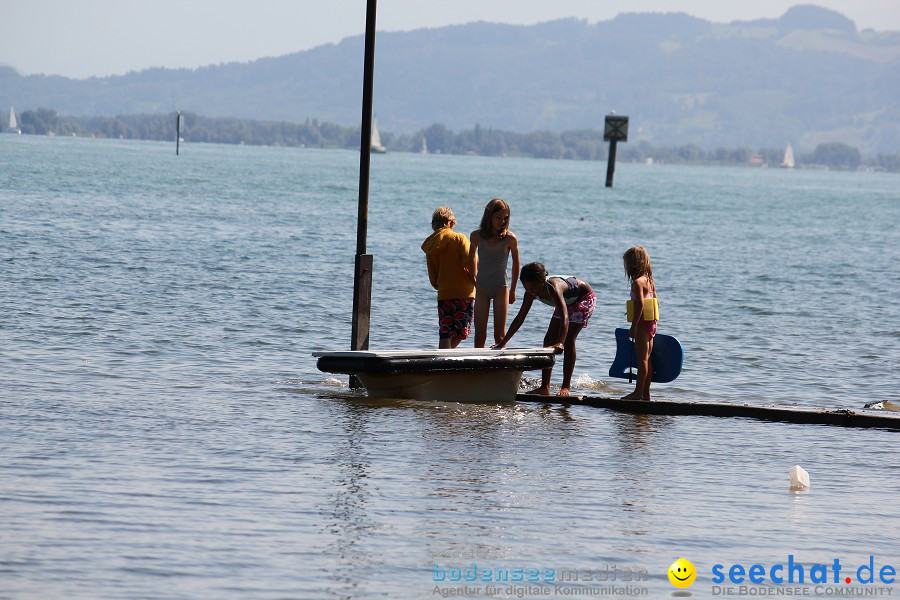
[515, 394, 900, 430]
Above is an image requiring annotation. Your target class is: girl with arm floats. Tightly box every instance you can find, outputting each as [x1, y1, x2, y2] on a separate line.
[622, 246, 658, 400]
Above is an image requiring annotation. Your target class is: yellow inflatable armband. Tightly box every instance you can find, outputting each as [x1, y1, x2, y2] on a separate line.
[626, 297, 659, 322]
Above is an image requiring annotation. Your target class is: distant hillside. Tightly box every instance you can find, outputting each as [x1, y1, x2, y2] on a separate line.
[2, 4, 898, 154]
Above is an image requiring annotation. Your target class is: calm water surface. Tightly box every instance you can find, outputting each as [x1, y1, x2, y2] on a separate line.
[1, 136, 898, 599]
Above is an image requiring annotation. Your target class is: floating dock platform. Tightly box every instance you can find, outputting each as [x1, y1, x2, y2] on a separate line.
[314, 348, 555, 403]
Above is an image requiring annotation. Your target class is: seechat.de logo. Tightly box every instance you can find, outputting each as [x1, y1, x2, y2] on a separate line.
[668, 558, 697, 588]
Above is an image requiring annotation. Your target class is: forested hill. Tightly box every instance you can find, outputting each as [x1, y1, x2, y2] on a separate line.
[2, 4, 899, 154]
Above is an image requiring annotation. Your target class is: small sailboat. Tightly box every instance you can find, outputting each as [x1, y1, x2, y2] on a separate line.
[420, 135, 428, 154]
[8, 106, 21, 134]
[780, 143, 795, 169]
[370, 117, 387, 154]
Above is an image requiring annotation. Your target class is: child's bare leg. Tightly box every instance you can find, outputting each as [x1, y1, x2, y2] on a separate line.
[634, 330, 651, 400]
[557, 323, 583, 396]
[528, 319, 559, 395]
[527, 366, 553, 395]
[473, 291, 491, 348]
[622, 327, 651, 400]
[492, 287, 509, 346]
[642, 339, 654, 400]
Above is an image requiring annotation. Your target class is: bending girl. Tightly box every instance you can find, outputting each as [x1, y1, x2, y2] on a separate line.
[493, 262, 595, 396]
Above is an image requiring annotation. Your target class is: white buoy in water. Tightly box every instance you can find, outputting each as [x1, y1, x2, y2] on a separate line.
[790, 465, 810, 491]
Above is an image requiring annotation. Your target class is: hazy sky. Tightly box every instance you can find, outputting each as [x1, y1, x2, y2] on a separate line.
[3, 0, 899, 79]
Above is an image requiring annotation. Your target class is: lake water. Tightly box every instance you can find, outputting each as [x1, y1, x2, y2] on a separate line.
[1, 135, 898, 599]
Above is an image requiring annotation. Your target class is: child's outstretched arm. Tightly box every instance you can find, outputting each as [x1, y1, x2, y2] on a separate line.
[492, 292, 534, 349]
[508, 234, 520, 304]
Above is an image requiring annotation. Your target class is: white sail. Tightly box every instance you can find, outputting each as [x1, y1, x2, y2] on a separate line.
[9, 106, 17, 130]
[370, 118, 387, 153]
[781, 143, 795, 168]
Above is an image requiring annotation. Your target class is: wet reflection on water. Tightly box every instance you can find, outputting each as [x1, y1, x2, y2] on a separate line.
[314, 395, 696, 590]
[605, 413, 676, 559]
[317, 397, 384, 599]
[307, 388, 900, 598]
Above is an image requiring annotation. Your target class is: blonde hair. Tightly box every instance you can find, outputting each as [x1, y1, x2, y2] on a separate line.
[431, 206, 455, 231]
[623, 246, 654, 286]
[478, 198, 510, 239]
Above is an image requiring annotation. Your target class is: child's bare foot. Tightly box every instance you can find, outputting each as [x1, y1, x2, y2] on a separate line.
[528, 385, 551, 396]
[557, 387, 570, 397]
[621, 392, 643, 400]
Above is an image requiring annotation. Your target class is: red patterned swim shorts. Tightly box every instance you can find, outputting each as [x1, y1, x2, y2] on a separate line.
[552, 291, 596, 328]
[437, 298, 475, 340]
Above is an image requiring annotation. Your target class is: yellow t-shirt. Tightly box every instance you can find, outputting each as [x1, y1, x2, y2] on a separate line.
[421, 228, 475, 300]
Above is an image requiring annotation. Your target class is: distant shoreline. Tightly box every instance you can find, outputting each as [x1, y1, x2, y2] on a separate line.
[7, 108, 898, 172]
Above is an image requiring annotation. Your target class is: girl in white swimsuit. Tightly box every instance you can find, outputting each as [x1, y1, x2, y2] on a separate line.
[468, 198, 520, 348]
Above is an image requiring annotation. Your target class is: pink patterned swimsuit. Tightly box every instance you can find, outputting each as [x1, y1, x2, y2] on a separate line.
[631, 287, 658, 338]
[539, 276, 595, 327]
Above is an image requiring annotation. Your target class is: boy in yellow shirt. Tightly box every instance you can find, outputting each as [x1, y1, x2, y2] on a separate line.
[421, 206, 476, 348]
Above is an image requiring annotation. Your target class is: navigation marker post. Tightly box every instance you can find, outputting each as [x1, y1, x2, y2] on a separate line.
[176, 111, 184, 155]
[604, 114, 628, 187]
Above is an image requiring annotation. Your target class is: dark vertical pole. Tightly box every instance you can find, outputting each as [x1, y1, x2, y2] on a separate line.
[350, 0, 377, 387]
[356, 0, 376, 258]
[605, 139, 617, 187]
[603, 115, 627, 188]
[176, 111, 181, 155]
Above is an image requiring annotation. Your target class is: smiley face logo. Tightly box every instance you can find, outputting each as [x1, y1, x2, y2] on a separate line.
[668, 558, 697, 588]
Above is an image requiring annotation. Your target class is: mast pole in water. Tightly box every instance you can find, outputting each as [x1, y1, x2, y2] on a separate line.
[176, 111, 183, 155]
[350, 0, 377, 386]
